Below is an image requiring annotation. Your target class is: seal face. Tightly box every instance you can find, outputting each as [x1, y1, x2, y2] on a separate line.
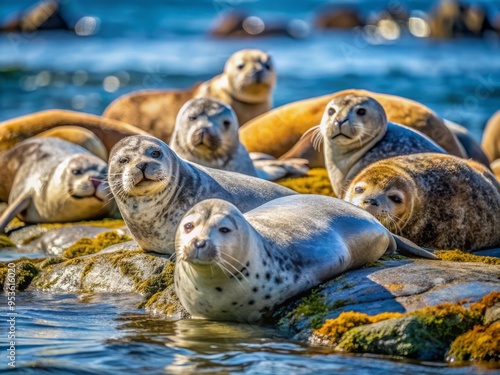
[108, 135, 295, 254]
[174, 195, 431, 322]
[319, 94, 445, 197]
[171, 98, 256, 176]
[0, 138, 114, 232]
[344, 153, 500, 251]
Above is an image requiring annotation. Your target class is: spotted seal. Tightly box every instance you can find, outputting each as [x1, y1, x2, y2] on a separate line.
[170, 98, 308, 180]
[319, 94, 446, 197]
[174, 195, 437, 322]
[107, 135, 295, 254]
[103, 49, 276, 143]
[0, 138, 115, 232]
[344, 153, 500, 251]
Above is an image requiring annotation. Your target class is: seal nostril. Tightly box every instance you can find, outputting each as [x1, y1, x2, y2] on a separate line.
[136, 162, 148, 172]
[195, 239, 206, 249]
[90, 178, 101, 189]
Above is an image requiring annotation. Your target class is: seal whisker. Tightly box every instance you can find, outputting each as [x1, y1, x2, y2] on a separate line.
[216, 260, 246, 290]
[218, 248, 248, 270]
[219, 257, 250, 285]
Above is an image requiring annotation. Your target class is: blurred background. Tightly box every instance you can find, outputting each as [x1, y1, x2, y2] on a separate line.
[1, 0, 499, 140]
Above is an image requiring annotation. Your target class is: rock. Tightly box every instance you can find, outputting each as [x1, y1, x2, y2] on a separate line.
[484, 302, 500, 326]
[314, 7, 364, 30]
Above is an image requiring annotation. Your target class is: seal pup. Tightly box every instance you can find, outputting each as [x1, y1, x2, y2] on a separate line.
[481, 109, 500, 163]
[174, 196, 437, 322]
[0, 138, 115, 233]
[239, 89, 465, 161]
[103, 49, 276, 143]
[108, 135, 295, 255]
[319, 95, 446, 197]
[170, 98, 309, 181]
[344, 153, 500, 251]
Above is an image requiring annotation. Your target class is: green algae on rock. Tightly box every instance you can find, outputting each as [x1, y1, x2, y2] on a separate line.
[0, 234, 15, 248]
[436, 249, 500, 265]
[62, 231, 131, 259]
[277, 168, 335, 196]
[1, 259, 40, 291]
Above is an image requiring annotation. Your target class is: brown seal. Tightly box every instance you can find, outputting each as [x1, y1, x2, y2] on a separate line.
[481, 109, 500, 163]
[344, 153, 500, 251]
[0, 109, 148, 153]
[239, 89, 466, 166]
[103, 49, 276, 143]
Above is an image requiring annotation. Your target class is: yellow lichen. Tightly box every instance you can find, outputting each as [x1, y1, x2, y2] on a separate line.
[62, 231, 131, 259]
[314, 311, 404, 346]
[277, 168, 335, 197]
[447, 322, 500, 361]
[435, 249, 500, 265]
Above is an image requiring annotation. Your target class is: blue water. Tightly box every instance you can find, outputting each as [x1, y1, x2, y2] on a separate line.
[1, 0, 500, 373]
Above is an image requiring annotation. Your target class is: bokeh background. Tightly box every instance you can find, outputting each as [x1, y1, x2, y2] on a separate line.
[1, 0, 500, 139]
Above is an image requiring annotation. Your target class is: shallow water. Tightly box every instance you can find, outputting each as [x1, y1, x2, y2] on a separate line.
[1, 0, 500, 373]
[1, 292, 499, 374]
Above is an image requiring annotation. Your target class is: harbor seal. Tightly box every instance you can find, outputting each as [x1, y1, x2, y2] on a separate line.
[170, 98, 309, 180]
[103, 49, 276, 143]
[108, 135, 295, 255]
[320, 95, 446, 197]
[0, 138, 115, 233]
[239, 89, 465, 163]
[0, 109, 148, 153]
[481, 109, 500, 162]
[344, 153, 500, 251]
[174, 195, 437, 322]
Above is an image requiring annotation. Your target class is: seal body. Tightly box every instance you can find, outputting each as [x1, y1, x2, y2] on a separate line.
[482, 109, 500, 163]
[108, 135, 295, 255]
[239, 89, 465, 161]
[103, 49, 276, 143]
[0, 138, 114, 232]
[444, 119, 491, 168]
[320, 95, 445, 197]
[344, 153, 500, 251]
[174, 195, 397, 322]
[170, 98, 309, 180]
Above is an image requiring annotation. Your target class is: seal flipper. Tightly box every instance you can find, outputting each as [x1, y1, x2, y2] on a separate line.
[390, 234, 439, 260]
[0, 194, 32, 233]
[253, 158, 310, 181]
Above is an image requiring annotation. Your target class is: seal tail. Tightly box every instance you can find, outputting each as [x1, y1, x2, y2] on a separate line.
[389, 234, 440, 260]
[253, 158, 310, 181]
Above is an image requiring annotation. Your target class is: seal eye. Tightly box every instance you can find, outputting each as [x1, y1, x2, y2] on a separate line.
[328, 108, 336, 116]
[184, 223, 194, 233]
[119, 157, 129, 164]
[237, 63, 245, 70]
[189, 115, 197, 121]
[264, 62, 271, 70]
[72, 169, 82, 175]
[223, 120, 231, 129]
[389, 196, 403, 204]
[151, 150, 162, 159]
[354, 186, 365, 194]
[219, 227, 231, 234]
[356, 108, 366, 116]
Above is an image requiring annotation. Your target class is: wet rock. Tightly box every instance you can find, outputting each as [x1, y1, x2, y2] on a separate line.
[314, 7, 364, 30]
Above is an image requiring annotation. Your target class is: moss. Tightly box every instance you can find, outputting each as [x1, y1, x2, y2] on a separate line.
[0, 235, 15, 248]
[39, 257, 64, 269]
[62, 231, 131, 259]
[470, 292, 500, 315]
[315, 311, 404, 346]
[435, 249, 500, 265]
[447, 322, 500, 361]
[137, 262, 175, 306]
[380, 254, 407, 261]
[14, 261, 40, 291]
[363, 260, 383, 268]
[277, 168, 336, 197]
[81, 261, 95, 283]
[287, 290, 329, 328]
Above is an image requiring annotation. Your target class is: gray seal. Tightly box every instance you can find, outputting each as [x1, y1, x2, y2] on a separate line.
[319, 94, 446, 197]
[174, 195, 437, 322]
[170, 98, 309, 181]
[107, 135, 296, 255]
[0, 138, 115, 232]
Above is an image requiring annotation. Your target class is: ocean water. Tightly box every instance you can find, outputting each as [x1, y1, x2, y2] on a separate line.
[1, 0, 500, 373]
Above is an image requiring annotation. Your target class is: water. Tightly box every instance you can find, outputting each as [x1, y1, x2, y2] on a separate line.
[1, 0, 500, 373]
